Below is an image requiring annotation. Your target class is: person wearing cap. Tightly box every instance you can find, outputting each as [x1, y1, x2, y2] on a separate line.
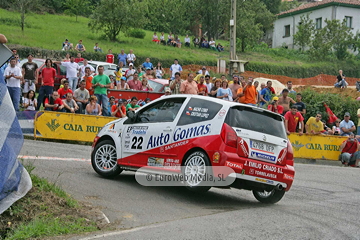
[75, 40, 86, 52]
[117, 76, 130, 90]
[340, 112, 356, 136]
[305, 112, 324, 135]
[267, 96, 284, 114]
[143, 67, 154, 79]
[111, 99, 126, 118]
[142, 58, 153, 70]
[339, 132, 360, 166]
[197, 66, 209, 76]
[284, 105, 304, 135]
[125, 63, 136, 81]
[163, 88, 171, 96]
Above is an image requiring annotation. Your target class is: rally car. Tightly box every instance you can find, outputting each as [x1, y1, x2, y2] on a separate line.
[91, 95, 295, 204]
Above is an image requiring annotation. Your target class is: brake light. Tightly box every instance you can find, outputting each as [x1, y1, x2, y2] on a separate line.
[286, 141, 294, 166]
[221, 123, 237, 148]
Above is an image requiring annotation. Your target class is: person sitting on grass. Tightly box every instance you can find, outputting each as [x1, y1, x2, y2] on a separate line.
[193, 36, 200, 48]
[217, 43, 224, 52]
[160, 32, 166, 45]
[62, 92, 79, 113]
[152, 32, 160, 44]
[209, 38, 216, 51]
[75, 40, 86, 52]
[93, 43, 102, 52]
[184, 35, 190, 47]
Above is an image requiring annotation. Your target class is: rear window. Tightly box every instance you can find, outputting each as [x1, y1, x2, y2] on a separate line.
[225, 106, 287, 139]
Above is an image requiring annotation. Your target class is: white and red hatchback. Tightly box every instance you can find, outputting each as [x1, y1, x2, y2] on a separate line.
[91, 95, 295, 204]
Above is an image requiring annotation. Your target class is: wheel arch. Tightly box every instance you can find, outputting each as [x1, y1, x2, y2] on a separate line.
[97, 135, 115, 145]
[181, 147, 212, 166]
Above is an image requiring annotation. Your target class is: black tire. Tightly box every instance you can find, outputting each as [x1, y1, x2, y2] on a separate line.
[252, 189, 285, 204]
[182, 151, 212, 193]
[91, 140, 122, 178]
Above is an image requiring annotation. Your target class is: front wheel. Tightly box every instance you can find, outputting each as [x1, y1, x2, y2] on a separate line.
[252, 189, 285, 204]
[91, 140, 122, 178]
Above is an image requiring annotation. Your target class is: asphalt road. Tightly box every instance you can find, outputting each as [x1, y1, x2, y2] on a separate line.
[20, 139, 360, 240]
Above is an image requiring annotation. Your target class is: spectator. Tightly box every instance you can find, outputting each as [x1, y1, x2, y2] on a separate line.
[114, 61, 124, 84]
[340, 112, 356, 136]
[209, 38, 216, 51]
[73, 80, 90, 114]
[160, 32, 166, 45]
[155, 62, 164, 79]
[126, 96, 141, 112]
[82, 67, 94, 95]
[292, 93, 306, 116]
[194, 67, 208, 82]
[193, 36, 200, 48]
[216, 43, 224, 52]
[284, 105, 304, 135]
[221, 74, 229, 83]
[204, 75, 213, 94]
[152, 32, 160, 44]
[236, 77, 246, 103]
[61, 56, 80, 92]
[44, 91, 64, 111]
[321, 120, 333, 135]
[136, 66, 144, 79]
[164, 88, 172, 96]
[21, 54, 38, 98]
[108, 96, 116, 112]
[142, 58, 153, 70]
[62, 92, 79, 113]
[127, 72, 142, 91]
[75, 40, 86, 52]
[62, 39, 71, 51]
[335, 69, 347, 88]
[167, 32, 173, 45]
[141, 78, 153, 91]
[79, 59, 95, 78]
[36, 59, 55, 110]
[75, 52, 84, 63]
[117, 76, 130, 90]
[197, 66, 210, 76]
[126, 49, 136, 65]
[23, 90, 37, 111]
[287, 81, 296, 94]
[201, 37, 209, 48]
[209, 79, 222, 97]
[259, 80, 273, 107]
[278, 88, 296, 114]
[170, 59, 182, 80]
[170, 72, 183, 94]
[109, 75, 115, 89]
[4, 58, 22, 111]
[332, 119, 341, 135]
[197, 76, 208, 96]
[63, 53, 70, 62]
[125, 63, 136, 81]
[93, 42, 102, 52]
[339, 133, 360, 166]
[85, 95, 102, 115]
[106, 49, 114, 64]
[357, 107, 360, 135]
[92, 65, 111, 116]
[180, 73, 198, 94]
[217, 80, 233, 101]
[254, 81, 260, 104]
[143, 98, 151, 104]
[174, 35, 182, 48]
[117, 49, 127, 66]
[229, 75, 241, 99]
[267, 96, 284, 114]
[111, 99, 126, 118]
[184, 35, 190, 47]
[58, 80, 73, 99]
[305, 112, 324, 135]
[242, 77, 258, 106]
[258, 82, 266, 103]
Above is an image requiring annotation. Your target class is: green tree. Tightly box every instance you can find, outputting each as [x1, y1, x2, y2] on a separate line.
[260, 0, 281, 14]
[279, 0, 301, 13]
[88, 0, 146, 41]
[64, 0, 93, 22]
[293, 14, 314, 51]
[2, 0, 36, 32]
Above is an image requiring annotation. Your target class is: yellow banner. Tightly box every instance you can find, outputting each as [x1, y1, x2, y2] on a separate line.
[34, 111, 115, 142]
[289, 134, 347, 161]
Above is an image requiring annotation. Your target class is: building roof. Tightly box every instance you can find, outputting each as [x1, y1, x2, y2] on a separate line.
[278, 0, 360, 18]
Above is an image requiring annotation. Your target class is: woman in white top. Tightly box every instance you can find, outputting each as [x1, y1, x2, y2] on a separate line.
[216, 80, 233, 101]
[152, 32, 160, 44]
[209, 38, 216, 50]
[23, 90, 37, 111]
[155, 62, 164, 79]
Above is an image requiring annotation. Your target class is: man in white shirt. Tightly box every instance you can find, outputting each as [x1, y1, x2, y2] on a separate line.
[197, 66, 210, 76]
[79, 59, 95, 78]
[126, 49, 136, 65]
[184, 35, 190, 47]
[4, 58, 23, 111]
[204, 75, 213, 93]
[170, 59, 182, 80]
[61, 56, 80, 92]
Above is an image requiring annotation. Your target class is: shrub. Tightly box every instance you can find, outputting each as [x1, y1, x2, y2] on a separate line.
[125, 28, 146, 39]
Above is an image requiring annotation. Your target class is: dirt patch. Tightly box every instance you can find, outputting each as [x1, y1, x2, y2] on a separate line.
[295, 86, 360, 99]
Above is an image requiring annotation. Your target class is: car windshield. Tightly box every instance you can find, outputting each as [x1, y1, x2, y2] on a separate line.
[225, 106, 287, 139]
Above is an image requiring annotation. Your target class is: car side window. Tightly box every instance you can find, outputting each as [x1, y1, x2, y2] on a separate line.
[59, 65, 66, 75]
[134, 98, 185, 123]
[177, 98, 222, 126]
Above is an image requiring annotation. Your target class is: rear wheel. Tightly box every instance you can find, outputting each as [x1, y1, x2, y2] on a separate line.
[183, 151, 212, 193]
[252, 189, 285, 204]
[91, 140, 122, 178]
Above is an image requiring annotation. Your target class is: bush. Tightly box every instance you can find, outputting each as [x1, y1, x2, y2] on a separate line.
[125, 28, 146, 39]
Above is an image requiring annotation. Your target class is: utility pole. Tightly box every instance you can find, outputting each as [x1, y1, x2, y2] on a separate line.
[230, 0, 236, 61]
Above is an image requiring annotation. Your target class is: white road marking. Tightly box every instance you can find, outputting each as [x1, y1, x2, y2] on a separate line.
[18, 155, 91, 162]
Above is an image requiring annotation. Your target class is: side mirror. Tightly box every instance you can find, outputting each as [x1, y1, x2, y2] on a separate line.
[127, 110, 135, 122]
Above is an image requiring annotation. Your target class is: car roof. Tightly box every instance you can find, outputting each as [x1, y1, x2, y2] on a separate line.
[87, 61, 116, 65]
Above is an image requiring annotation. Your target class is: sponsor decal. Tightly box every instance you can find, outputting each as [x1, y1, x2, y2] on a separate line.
[46, 119, 60, 132]
[248, 161, 283, 173]
[283, 173, 294, 180]
[213, 152, 220, 163]
[127, 126, 148, 135]
[254, 170, 277, 179]
[164, 159, 180, 169]
[186, 111, 191, 116]
[173, 124, 211, 141]
[187, 106, 210, 118]
[255, 178, 267, 183]
[225, 161, 243, 170]
[251, 152, 276, 162]
[165, 140, 189, 151]
[147, 157, 164, 166]
[106, 123, 117, 133]
[218, 109, 226, 117]
[241, 169, 245, 175]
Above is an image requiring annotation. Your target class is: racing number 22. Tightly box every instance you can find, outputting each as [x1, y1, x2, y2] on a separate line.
[131, 136, 143, 149]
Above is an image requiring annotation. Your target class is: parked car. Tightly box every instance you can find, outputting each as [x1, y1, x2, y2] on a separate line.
[91, 95, 295, 204]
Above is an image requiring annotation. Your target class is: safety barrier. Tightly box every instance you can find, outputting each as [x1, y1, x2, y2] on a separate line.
[34, 111, 115, 142]
[289, 134, 347, 161]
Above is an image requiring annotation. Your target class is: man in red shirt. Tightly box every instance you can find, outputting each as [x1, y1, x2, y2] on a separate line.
[44, 91, 64, 111]
[267, 96, 284, 114]
[111, 99, 126, 118]
[197, 76, 208, 96]
[74, 52, 84, 63]
[36, 58, 56, 110]
[106, 49, 114, 64]
[284, 105, 304, 135]
[127, 72, 142, 90]
[58, 80, 73, 99]
[339, 133, 360, 166]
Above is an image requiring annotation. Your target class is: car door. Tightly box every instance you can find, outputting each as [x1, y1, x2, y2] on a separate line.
[121, 97, 186, 167]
